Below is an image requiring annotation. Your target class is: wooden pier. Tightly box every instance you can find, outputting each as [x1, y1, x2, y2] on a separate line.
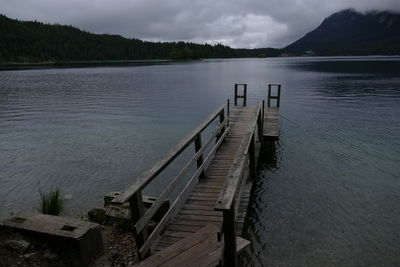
[263, 84, 281, 140]
[112, 84, 281, 266]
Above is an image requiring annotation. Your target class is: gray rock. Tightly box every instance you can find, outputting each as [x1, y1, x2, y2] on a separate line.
[4, 240, 30, 252]
[43, 249, 58, 261]
[23, 252, 38, 259]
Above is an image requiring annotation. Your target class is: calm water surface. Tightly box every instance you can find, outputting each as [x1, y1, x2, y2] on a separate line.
[1, 57, 399, 266]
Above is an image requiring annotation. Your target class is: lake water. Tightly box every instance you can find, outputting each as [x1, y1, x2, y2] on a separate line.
[1, 57, 399, 266]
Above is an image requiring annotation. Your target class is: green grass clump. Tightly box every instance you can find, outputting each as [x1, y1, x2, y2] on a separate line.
[39, 189, 64, 215]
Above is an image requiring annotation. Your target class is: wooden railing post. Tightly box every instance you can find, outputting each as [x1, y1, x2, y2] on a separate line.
[220, 108, 226, 134]
[262, 100, 265, 123]
[234, 85, 238, 106]
[257, 108, 263, 144]
[227, 99, 230, 118]
[129, 190, 148, 258]
[261, 101, 265, 141]
[277, 84, 281, 107]
[222, 206, 237, 267]
[194, 133, 205, 178]
[268, 84, 281, 107]
[243, 84, 247, 106]
[268, 84, 272, 107]
[234, 84, 247, 106]
[216, 107, 228, 145]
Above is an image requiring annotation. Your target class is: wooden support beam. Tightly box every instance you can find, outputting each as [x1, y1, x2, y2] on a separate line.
[129, 190, 148, 258]
[227, 99, 230, 118]
[277, 84, 281, 107]
[222, 207, 237, 267]
[243, 84, 247, 107]
[234, 85, 238, 106]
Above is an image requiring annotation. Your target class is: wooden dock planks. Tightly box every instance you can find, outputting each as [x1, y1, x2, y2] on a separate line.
[150, 106, 259, 257]
[263, 106, 280, 140]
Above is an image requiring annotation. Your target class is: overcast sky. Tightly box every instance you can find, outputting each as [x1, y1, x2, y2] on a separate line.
[1, 0, 400, 48]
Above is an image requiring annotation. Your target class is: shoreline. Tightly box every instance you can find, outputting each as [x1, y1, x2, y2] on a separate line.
[1, 55, 400, 70]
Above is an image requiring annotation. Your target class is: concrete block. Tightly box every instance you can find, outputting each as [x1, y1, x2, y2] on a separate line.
[1, 214, 104, 266]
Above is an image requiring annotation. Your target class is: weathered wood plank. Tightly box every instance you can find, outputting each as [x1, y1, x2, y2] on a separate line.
[168, 224, 203, 233]
[139, 126, 230, 257]
[143, 105, 262, 263]
[182, 204, 215, 211]
[176, 215, 223, 223]
[171, 219, 219, 227]
[162, 230, 192, 238]
[263, 106, 280, 139]
[215, 105, 261, 211]
[179, 209, 221, 217]
[236, 236, 251, 254]
[186, 199, 218, 206]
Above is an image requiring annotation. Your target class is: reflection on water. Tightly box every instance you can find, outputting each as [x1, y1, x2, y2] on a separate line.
[1, 57, 400, 266]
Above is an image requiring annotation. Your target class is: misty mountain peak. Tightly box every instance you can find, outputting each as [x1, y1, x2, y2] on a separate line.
[284, 9, 400, 56]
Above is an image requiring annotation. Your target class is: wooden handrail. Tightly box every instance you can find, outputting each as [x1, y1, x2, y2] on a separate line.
[112, 104, 226, 204]
[214, 103, 262, 267]
[215, 104, 261, 211]
[134, 118, 229, 234]
[139, 125, 230, 257]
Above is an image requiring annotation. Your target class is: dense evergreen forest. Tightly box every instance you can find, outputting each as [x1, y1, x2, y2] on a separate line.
[0, 15, 279, 63]
[2, 9, 399, 63]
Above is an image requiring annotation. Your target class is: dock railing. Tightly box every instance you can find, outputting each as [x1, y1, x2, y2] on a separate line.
[112, 104, 229, 259]
[215, 102, 263, 267]
[268, 84, 281, 107]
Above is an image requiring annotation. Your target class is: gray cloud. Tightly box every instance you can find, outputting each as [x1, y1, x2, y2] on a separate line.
[1, 0, 400, 48]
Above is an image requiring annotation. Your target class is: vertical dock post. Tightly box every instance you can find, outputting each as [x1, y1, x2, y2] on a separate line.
[234, 84, 247, 106]
[243, 84, 247, 106]
[222, 205, 237, 267]
[227, 99, 230, 118]
[234, 84, 238, 106]
[219, 107, 226, 134]
[129, 190, 148, 259]
[257, 105, 264, 148]
[267, 84, 281, 107]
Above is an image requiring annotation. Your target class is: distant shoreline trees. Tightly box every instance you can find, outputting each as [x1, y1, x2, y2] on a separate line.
[0, 14, 280, 63]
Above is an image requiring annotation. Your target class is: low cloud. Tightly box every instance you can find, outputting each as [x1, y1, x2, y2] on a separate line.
[2, 0, 400, 48]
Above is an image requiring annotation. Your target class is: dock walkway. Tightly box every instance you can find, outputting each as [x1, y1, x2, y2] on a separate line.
[151, 106, 259, 253]
[112, 84, 281, 266]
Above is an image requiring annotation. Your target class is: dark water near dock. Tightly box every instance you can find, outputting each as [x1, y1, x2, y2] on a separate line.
[1, 57, 399, 266]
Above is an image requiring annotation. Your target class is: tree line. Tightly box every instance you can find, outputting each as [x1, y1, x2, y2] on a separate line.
[0, 15, 280, 63]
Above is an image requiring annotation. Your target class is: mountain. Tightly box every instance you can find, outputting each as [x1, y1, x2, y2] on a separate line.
[284, 9, 400, 56]
[0, 15, 279, 63]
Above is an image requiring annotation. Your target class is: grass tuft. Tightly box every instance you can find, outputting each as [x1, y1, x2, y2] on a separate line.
[39, 188, 64, 215]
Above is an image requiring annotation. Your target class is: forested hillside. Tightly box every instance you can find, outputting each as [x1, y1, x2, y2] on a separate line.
[284, 9, 400, 56]
[0, 15, 279, 62]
